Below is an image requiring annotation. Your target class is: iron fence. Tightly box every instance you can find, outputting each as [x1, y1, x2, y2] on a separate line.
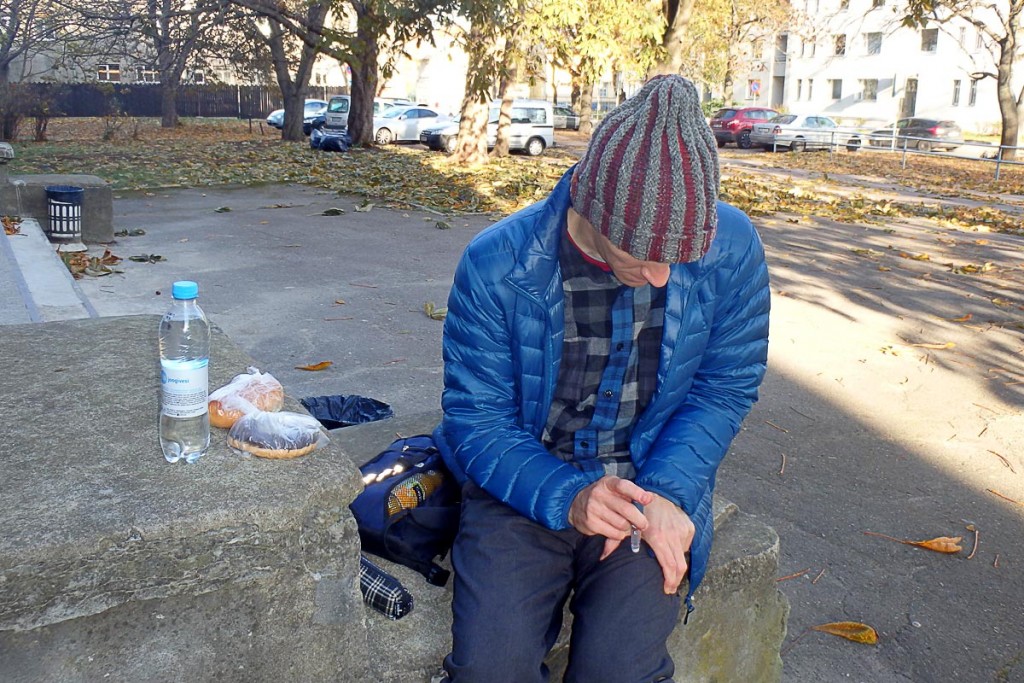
[3, 83, 347, 120]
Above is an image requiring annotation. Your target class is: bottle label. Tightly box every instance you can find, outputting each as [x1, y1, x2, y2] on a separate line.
[160, 359, 209, 419]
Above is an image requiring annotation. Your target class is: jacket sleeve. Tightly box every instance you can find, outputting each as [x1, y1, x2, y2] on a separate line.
[438, 248, 597, 530]
[634, 230, 771, 515]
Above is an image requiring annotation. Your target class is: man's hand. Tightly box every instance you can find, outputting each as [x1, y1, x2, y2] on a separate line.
[640, 494, 695, 594]
[568, 476, 652, 545]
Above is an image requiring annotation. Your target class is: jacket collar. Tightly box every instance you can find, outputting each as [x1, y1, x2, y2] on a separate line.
[506, 167, 575, 300]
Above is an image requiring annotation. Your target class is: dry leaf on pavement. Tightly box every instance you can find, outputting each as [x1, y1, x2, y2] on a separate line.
[811, 622, 879, 644]
[295, 361, 333, 371]
[863, 530, 963, 553]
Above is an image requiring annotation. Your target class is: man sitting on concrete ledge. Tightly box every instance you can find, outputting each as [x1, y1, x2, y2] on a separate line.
[432, 75, 771, 683]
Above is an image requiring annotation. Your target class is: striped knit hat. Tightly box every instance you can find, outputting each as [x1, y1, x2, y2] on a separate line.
[570, 75, 719, 263]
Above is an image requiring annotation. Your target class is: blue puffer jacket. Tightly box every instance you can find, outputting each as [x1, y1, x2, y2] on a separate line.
[433, 167, 770, 604]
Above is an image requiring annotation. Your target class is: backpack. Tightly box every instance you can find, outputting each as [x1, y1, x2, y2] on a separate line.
[349, 435, 461, 586]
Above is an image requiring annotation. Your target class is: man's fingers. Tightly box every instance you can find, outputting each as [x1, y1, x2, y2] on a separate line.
[608, 477, 653, 506]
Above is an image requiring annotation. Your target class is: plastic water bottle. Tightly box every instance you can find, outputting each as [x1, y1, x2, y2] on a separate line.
[159, 280, 211, 463]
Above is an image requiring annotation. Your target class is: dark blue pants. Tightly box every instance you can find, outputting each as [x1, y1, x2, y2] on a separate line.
[442, 483, 680, 683]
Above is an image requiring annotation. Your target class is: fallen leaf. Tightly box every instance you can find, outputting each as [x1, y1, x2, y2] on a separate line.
[811, 622, 879, 645]
[436, 220, 452, 230]
[877, 266, 891, 272]
[334, 298, 346, 305]
[424, 302, 448, 320]
[949, 314, 972, 322]
[992, 298, 1013, 307]
[863, 530, 963, 553]
[295, 361, 333, 371]
[98, 249, 122, 265]
[128, 254, 166, 263]
[322, 207, 346, 216]
[354, 201, 374, 212]
[907, 536, 963, 553]
[214, 206, 231, 213]
[2, 215, 21, 235]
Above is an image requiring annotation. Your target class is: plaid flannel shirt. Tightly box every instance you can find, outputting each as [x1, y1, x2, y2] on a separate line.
[541, 227, 665, 479]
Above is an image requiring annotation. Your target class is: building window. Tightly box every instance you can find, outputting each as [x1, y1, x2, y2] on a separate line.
[840, 0, 849, 8]
[808, 78, 814, 100]
[136, 67, 159, 83]
[830, 79, 842, 99]
[959, 27, 966, 46]
[861, 79, 878, 101]
[866, 33, 882, 55]
[835, 34, 846, 56]
[797, 79, 803, 100]
[921, 28, 939, 52]
[952, 79, 961, 106]
[872, 0, 884, 7]
[969, 79, 978, 106]
[97, 63, 121, 82]
[191, 70, 205, 84]
[975, 30, 985, 50]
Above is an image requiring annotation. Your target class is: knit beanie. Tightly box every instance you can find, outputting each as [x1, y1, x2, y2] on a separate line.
[570, 75, 720, 263]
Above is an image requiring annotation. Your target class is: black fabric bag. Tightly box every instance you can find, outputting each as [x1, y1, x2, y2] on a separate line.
[350, 434, 461, 586]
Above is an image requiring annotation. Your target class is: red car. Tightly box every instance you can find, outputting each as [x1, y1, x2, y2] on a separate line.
[710, 107, 779, 149]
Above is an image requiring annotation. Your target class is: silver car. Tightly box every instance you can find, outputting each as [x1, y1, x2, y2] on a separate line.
[373, 106, 450, 144]
[750, 113, 863, 152]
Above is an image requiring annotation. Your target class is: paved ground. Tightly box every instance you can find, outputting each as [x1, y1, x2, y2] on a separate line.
[4, 150, 1022, 682]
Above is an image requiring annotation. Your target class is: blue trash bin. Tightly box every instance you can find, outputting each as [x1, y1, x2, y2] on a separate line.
[45, 185, 84, 240]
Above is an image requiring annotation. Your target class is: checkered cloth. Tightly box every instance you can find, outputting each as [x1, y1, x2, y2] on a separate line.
[359, 554, 414, 620]
[541, 227, 665, 478]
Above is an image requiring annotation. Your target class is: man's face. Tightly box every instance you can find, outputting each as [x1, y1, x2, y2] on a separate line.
[590, 231, 672, 288]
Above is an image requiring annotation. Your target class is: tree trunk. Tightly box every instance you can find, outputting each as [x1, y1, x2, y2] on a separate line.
[578, 77, 595, 136]
[996, 35, 1020, 160]
[451, 21, 493, 165]
[491, 73, 513, 157]
[650, 0, 698, 78]
[0, 66, 16, 141]
[281, 89, 305, 140]
[160, 83, 179, 128]
[349, 4, 380, 147]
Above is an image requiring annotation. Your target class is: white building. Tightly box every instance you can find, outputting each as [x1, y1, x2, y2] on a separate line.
[728, 0, 1005, 134]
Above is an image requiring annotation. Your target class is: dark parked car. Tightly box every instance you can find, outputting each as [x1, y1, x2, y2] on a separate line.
[869, 118, 964, 152]
[553, 105, 581, 130]
[709, 107, 779, 149]
[266, 99, 327, 132]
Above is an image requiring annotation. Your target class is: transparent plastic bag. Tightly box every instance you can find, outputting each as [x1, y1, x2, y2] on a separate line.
[226, 410, 329, 460]
[209, 367, 284, 429]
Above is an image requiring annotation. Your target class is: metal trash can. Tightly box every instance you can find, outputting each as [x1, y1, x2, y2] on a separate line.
[45, 185, 84, 242]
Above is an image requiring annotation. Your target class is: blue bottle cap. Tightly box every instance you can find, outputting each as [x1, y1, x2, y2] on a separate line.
[171, 281, 199, 300]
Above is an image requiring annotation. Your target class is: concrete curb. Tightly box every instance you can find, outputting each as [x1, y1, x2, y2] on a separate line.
[0, 219, 97, 324]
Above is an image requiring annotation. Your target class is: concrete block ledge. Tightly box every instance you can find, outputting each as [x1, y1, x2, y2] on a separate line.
[2, 173, 114, 244]
[0, 322, 787, 683]
[0, 316, 370, 682]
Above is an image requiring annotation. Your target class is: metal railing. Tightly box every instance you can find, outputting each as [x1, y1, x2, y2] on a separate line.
[759, 129, 1023, 180]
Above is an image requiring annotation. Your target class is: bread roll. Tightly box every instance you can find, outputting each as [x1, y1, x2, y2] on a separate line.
[209, 371, 284, 428]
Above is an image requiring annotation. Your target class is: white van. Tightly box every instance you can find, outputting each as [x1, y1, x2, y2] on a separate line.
[323, 96, 415, 132]
[489, 99, 554, 156]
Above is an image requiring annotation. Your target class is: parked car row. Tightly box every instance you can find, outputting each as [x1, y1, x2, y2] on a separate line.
[269, 98, 579, 152]
[419, 99, 555, 156]
[738, 112, 964, 154]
